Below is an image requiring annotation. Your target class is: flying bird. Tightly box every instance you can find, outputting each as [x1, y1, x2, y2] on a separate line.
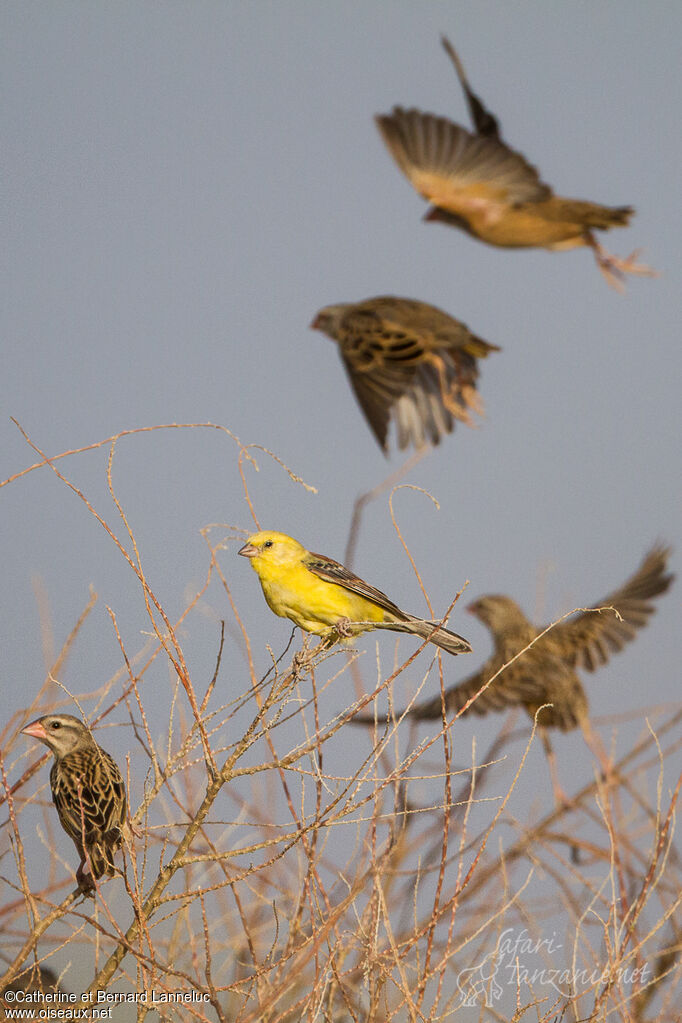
[22, 714, 128, 891]
[238, 530, 471, 655]
[311, 295, 499, 453]
[375, 36, 655, 290]
[353, 545, 673, 794]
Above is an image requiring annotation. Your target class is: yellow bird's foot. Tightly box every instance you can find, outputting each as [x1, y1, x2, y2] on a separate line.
[334, 616, 355, 638]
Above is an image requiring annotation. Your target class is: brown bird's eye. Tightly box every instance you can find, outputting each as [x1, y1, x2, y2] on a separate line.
[50, 721, 61, 730]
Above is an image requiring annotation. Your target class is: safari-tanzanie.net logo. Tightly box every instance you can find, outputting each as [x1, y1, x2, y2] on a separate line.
[456, 927, 650, 1007]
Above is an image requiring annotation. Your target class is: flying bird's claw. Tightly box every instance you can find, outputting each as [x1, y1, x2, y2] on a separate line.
[590, 240, 658, 291]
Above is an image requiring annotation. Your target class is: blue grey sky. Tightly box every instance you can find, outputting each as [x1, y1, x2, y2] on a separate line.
[2, 0, 680, 862]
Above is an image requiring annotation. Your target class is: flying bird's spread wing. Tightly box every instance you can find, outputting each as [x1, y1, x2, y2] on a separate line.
[440, 35, 501, 139]
[551, 544, 674, 673]
[411, 655, 563, 719]
[340, 352, 403, 451]
[375, 107, 552, 216]
[330, 297, 498, 451]
[356, 656, 573, 724]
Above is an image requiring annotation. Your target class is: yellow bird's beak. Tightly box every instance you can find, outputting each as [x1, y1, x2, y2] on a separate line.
[238, 543, 258, 559]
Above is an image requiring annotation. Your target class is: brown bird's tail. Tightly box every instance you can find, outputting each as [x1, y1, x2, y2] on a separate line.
[83, 829, 123, 881]
[549, 200, 633, 230]
[374, 615, 472, 656]
[463, 334, 501, 359]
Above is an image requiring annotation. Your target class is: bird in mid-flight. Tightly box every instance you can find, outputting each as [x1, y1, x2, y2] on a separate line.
[22, 714, 128, 892]
[375, 36, 655, 290]
[238, 530, 471, 655]
[352, 545, 673, 794]
[311, 295, 499, 453]
[354, 544, 672, 728]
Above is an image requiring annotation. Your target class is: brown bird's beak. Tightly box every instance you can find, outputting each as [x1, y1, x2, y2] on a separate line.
[238, 543, 258, 559]
[310, 314, 322, 330]
[423, 207, 462, 228]
[21, 719, 47, 741]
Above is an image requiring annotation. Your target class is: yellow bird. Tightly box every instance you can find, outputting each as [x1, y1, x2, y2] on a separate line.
[238, 531, 471, 656]
[375, 36, 654, 289]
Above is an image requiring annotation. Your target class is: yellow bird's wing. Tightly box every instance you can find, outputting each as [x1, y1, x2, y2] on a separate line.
[304, 552, 405, 620]
[549, 544, 673, 673]
[376, 107, 551, 214]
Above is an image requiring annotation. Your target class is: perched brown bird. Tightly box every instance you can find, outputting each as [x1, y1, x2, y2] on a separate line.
[22, 714, 127, 891]
[353, 545, 673, 791]
[311, 296, 499, 453]
[375, 36, 654, 290]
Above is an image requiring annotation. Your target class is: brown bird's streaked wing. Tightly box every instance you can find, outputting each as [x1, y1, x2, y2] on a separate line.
[305, 552, 406, 618]
[354, 656, 557, 724]
[340, 350, 405, 452]
[51, 747, 127, 879]
[411, 659, 552, 719]
[334, 300, 437, 451]
[551, 545, 674, 673]
[440, 35, 501, 139]
[375, 107, 551, 215]
[336, 298, 498, 451]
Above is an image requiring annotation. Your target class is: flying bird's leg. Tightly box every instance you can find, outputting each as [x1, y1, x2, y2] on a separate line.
[460, 385, 485, 418]
[440, 35, 501, 139]
[424, 353, 476, 425]
[585, 232, 658, 291]
[540, 729, 572, 808]
[580, 718, 616, 789]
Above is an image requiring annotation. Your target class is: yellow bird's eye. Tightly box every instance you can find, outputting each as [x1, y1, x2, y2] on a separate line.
[263, 540, 273, 549]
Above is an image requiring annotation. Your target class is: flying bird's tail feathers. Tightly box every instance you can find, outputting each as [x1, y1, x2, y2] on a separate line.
[465, 334, 501, 358]
[546, 200, 633, 229]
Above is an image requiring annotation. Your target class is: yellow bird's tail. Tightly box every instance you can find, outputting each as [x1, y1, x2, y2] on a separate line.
[373, 615, 472, 656]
